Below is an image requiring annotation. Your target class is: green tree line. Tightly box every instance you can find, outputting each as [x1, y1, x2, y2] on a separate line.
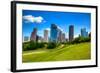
[23, 36, 90, 51]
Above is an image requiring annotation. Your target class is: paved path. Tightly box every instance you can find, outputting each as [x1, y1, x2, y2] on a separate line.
[23, 51, 46, 56]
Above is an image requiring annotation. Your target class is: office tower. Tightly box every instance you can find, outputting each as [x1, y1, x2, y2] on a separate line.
[57, 29, 62, 42]
[81, 28, 88, 37]
[50, 24, 58, 42]
[69, 25, 74, 41]
[44, 29, 49, 42]
[61, 33, 66, 42]
[30, 28, 37, 42]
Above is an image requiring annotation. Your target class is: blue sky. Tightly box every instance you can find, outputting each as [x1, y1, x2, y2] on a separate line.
[22, 10, 91, 38]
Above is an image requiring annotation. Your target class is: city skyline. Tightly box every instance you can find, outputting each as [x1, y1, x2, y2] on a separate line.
[22, 10, 91, 39]
[23, 24, 89, 42]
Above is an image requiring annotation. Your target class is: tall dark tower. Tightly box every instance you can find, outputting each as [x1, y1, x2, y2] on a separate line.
[69, 25, 74, 41]
[30, 28, 37, 42]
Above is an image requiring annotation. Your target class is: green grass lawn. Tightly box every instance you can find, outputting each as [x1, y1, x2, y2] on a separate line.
[22, 42, 91, 63]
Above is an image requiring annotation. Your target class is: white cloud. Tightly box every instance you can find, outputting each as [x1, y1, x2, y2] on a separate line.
[23, 15, 44, 24]
[45, 28, 50, 31]
[34, 16, 43, 23]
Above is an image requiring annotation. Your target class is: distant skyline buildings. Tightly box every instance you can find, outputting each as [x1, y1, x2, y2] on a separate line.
[22, 10, 91, 42]
[50, 24, 66, 43]
[29, 24, 66, 43]
[81, 28, 88, 37]
[23, 24, 90, 43]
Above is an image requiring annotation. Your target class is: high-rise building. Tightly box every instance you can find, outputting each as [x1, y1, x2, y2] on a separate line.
[44, 29, 49, 42]
[81, 28, 88, 37]
[30, 28, 37, 42]
[50, 24, 66, 43]
[69, 25, 74, 41]
[61, 33, 66, 42]
[50, 24, 58, 42]
[57, 29, 62, 42]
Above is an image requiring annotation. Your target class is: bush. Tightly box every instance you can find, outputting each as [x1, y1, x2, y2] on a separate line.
[47, 42, 57, 49]
[37, 42, 45, 48]
[71, 37, 90, 44]
[23, 43, 29, 51]
[23, 41, 45, 51]
[29, 41, 38, 50]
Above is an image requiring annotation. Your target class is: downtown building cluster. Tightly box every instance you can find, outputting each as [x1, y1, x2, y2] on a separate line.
[23, 24, 90, 43]
[29, 24, 66, 43]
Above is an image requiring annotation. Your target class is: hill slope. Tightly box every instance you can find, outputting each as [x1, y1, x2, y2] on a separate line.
[22, 42, 91, 63]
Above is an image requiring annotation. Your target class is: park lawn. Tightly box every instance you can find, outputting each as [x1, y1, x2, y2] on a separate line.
[22, 42, 91, 63]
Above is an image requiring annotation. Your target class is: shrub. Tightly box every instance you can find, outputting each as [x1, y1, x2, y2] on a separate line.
[23, 41, 45, 51]
[22, 42, 32, 51]
[29, 41, 38, 50]
[71, 37, 90, 44]
[47, 42, 57, 49]
[37, 42, 45, 48]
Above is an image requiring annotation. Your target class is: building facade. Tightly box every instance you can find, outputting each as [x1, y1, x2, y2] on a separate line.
[61, 33, 66, 42]
[30, 28, 37, 42]
[81, 28, 88, 37]
[50, 24, 59, 42]
[44, 29, 49, 42]
[57, 29, 62, 42]
[69, 25, 74, 41]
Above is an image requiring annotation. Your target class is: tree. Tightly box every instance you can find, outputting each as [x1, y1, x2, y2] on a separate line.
[47, 42, 57, 49]
[70, 36, 90, 44]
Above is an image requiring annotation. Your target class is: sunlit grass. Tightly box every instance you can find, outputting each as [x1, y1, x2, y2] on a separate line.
[22, 42, 91, 63]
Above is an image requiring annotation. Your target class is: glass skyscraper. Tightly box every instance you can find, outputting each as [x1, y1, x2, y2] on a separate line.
[81, 28, 88, 37]
[50, 24, 66, 43]
[50, 24, 59, 42]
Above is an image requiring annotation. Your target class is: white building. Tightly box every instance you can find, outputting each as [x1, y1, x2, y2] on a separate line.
[44, 29, 49, 42]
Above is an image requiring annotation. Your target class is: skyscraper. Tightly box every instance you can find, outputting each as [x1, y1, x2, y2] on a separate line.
[61, 33, 66, 42]
[44, 29, 49, 42]
[81, 28, 88, 37]
[30, 28, 37, 42]
[69, 25, 74, 41]
[57, 29, 62, 42]
[50, 24, 58, 42]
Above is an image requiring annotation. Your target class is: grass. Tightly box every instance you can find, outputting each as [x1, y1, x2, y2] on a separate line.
[22, 42, 91, 63]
